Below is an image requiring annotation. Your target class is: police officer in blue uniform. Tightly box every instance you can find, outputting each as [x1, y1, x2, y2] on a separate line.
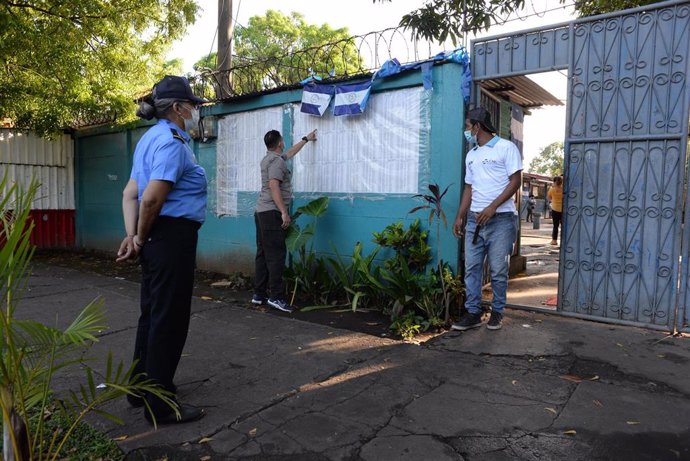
[117, 75, 207, 424]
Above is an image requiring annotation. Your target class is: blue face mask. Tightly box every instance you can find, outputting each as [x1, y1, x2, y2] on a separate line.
[464, 129, 477, 145]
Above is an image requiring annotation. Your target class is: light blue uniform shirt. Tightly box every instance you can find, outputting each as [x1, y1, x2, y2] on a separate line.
[130, 119, 207, 223]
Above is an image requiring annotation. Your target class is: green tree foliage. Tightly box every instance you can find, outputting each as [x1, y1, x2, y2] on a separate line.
[195, 10, 364, 94]
[194, 53, 217, 73]
[163, 58, 186, 77]
[0, 0, 199, 136]
[373, 0, 663, 43]
[571, 0, 660, 16]
[528, 141, 564, 177]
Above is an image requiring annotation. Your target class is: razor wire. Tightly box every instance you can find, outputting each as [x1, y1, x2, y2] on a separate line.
[190, 26, 427, 101]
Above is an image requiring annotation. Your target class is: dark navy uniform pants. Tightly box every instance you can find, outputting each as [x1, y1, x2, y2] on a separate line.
[133, 216, 199, 416]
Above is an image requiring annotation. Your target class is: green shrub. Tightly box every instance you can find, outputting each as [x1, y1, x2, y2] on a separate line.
[389, 311, 424, 341]
[373, 219, 431, 272]
[283, 192, 465, 340]
[320, 242, 384, 312]
[285, 197, 330, 305]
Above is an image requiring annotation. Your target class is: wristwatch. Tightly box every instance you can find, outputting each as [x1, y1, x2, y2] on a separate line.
[302, 136, 309, 143]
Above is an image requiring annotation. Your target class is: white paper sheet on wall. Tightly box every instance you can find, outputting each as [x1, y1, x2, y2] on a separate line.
[216, 106, 283, 216]
[293, 87, 424, 194]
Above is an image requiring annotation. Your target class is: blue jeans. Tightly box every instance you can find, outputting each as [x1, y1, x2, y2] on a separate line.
[464, 212, 517, 315]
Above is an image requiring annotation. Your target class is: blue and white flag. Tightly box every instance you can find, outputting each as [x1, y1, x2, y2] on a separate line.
[333, 81, 372, 116]
[300, 84, 333, 116]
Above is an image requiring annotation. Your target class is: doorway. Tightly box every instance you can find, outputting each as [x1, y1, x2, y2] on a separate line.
[511, 71, 567, 310]
[474, 71, 567, 311]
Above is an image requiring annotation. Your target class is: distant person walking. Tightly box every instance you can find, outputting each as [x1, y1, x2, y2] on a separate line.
[252, 128, 317, 313]
[526, 194, 536, 222]
[547, 176, 563, 245]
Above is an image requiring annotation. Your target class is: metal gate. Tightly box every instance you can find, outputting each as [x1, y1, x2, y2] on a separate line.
[472, 0, 690, 332]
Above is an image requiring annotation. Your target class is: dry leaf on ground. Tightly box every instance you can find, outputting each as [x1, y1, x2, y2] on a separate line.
[559, 374, 583, 383]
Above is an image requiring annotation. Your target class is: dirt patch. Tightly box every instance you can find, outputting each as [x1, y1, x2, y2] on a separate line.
[32, 248, 410, 340]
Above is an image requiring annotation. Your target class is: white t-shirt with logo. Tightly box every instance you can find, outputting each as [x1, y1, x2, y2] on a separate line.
[465, 136, 522, 214]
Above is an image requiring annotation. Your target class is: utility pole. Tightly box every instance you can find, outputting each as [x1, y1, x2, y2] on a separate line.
[217, 0, 233, 98]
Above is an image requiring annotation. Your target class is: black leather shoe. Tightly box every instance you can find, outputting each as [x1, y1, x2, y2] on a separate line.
[145, 403, 205, 425]
[128, 384, 177, 408]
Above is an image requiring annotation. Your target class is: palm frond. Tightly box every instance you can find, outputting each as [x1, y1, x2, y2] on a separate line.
[91, 408, 124, 425]
[14, 321, 61, 349]
[62, 298, 107, 345]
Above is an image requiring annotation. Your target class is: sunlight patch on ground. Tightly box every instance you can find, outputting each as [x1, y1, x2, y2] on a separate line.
[298, 362, 399, 392]
[296, 336, 392, 355]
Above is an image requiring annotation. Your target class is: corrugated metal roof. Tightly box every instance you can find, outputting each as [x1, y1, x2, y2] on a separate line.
[479, 75, 563, 108]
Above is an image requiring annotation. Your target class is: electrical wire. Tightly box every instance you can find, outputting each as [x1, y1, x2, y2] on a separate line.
[204, 0, 244, 69]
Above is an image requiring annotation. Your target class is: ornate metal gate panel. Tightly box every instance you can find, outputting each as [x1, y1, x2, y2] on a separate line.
[472, 25, 570, 80]
[472, 0, 690, 331]
[561, 1, 690, 330]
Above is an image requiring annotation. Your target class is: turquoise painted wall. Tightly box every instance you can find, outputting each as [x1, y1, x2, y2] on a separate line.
[75, 132, 129, 249]
[74, 62, 466, 274]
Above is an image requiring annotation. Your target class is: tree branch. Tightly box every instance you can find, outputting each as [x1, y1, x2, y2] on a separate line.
[3, 1, 136, 26]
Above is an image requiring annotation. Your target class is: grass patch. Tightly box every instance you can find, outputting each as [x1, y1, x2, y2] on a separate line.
[2, 405, 124, 460]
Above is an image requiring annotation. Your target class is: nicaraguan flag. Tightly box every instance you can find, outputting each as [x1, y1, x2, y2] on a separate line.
[300, 84, 333, 116]
[333, 81, 372, 116]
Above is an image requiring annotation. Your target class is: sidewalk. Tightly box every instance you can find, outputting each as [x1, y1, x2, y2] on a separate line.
[22, 261, 690, 460]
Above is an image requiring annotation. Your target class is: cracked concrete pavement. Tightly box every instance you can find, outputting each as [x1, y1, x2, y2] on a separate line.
[20, 262, 690, 460]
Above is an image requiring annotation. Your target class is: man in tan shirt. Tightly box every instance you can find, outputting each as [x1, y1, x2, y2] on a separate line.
[252, 128, 317, 313]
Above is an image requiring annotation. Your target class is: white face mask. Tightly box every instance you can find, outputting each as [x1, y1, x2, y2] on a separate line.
[464, 128, 477, 145]
[180, 104, 199, 133]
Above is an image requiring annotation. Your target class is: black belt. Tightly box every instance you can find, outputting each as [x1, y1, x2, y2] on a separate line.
[157, 215, 201, 230]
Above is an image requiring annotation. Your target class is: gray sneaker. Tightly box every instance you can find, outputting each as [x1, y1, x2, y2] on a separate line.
[487, 311, 503, 330]
[267, 298, 294, 313]
[451, 312, 483, 331]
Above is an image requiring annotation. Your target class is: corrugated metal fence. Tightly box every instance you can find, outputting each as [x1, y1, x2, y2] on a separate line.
[1, 129, 75, 247]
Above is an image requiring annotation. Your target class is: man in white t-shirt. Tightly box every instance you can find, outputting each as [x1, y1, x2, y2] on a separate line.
[452, 107, 522, 331]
